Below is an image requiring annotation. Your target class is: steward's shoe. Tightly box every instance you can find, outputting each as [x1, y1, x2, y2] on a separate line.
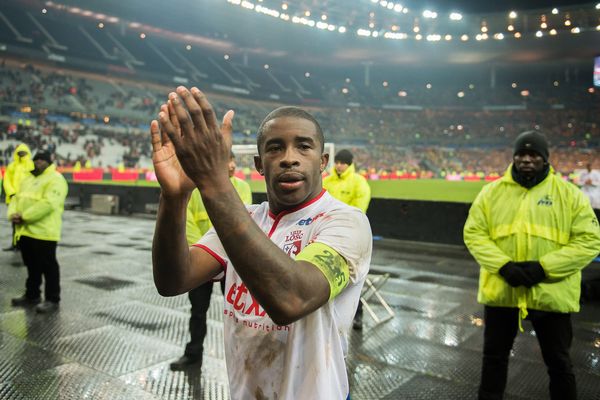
[35, 301, 59, 314]
[170, 355, 202, 371]
[11, 295, 41, 307]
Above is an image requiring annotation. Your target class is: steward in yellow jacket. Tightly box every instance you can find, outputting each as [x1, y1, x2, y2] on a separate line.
[464, 131, 600, 400]
[186, 176, 252, 244]
[323, 149, 371, 213]
[8, 150, 68, 313]
[322, 149, 371, 331]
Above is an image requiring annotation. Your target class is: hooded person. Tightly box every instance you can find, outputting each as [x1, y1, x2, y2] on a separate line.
[2, 143, 34, 251]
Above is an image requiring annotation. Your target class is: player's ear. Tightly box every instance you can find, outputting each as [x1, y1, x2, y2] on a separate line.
[320, 153, 329, 173]
[254, 156, 264, 175]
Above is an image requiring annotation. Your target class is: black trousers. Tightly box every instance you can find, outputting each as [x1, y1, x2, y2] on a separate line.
[184, 280, 224, 358]
[19, 236, 61, 303]
[479, 306, 576, 400]
[354, 300, 363, 321]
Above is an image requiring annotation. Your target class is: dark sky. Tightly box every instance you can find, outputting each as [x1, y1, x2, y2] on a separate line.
[416, 0, 593, 13]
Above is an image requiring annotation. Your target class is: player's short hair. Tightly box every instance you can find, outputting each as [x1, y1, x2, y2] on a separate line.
[256, 106, 324, 154]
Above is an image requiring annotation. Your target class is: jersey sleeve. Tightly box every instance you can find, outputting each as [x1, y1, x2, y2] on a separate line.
[309, 206, 372, 283]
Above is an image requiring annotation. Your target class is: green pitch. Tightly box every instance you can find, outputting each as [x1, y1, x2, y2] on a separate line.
[248, 179, 488, 203]
[66, 179, 490, 203]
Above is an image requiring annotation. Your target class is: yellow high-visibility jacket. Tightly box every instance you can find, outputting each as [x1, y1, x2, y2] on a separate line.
[323, 164, 371, 213]
[464, 165, 600, 315]
[7, 164, 68, 242]
[186, 176, 252, 245]
[3, 143, 34, 204]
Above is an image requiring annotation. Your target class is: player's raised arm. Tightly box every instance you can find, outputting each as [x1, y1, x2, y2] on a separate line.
[150, 101, 223, 296]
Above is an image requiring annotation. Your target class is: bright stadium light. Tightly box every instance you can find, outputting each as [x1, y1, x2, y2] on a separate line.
[596, 3, 600, 9]
[509, 11, 517, 18]
[549, 29, 557, 35]
[535, 30, 543, 37]
[384, 32, 408, 39]
[338, 26, 347, 33]
[423, 10, 438, 19]
[461, 34, 469, 41]
[552, 8, 559, 14]
[449, 12, 462, 21]
[494, 33, 504, 40]
[514, 32, 521, 38]
[570, 27, 580, 33]
[415, 33, 422, 40]
[357, 29, 372, 36]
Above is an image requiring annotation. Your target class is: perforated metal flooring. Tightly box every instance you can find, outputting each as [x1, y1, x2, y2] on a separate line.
[1, 206, 599, 399]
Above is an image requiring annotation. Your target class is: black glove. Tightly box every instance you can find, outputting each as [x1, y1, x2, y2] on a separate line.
[518, 261, 546, 288]
[498, 262, 529, 287]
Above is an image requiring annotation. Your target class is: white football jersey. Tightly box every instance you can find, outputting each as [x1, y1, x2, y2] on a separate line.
[196, 190, 372, 400]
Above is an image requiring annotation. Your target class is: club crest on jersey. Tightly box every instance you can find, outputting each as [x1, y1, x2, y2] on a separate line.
[283, 240, 302, 256]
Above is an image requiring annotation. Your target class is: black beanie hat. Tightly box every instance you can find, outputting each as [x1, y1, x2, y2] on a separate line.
[513, 131, 549, 161]
[32, 150, 53, 164]
[334, 149, 353, 165]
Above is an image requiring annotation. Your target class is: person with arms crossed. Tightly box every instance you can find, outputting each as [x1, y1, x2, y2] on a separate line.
[150, 86, 372, 399]
[9, 150, 68, 313]
[323, 148, 371, 330]
[464, 131, 600, 400]
[170, 151, 252, 371]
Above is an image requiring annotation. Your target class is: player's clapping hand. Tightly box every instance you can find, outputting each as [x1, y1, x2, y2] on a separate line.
[150, 86, 234, 197]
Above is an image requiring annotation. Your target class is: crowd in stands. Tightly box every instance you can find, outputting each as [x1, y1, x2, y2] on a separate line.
[0, 60, 598, 179]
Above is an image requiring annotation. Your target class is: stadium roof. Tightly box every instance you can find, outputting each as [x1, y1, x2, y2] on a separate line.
[38, 0, 600, 67]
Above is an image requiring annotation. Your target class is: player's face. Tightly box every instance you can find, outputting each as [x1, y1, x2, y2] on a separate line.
[513, 150, 545, 178]
[255, 116, 328, 214]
